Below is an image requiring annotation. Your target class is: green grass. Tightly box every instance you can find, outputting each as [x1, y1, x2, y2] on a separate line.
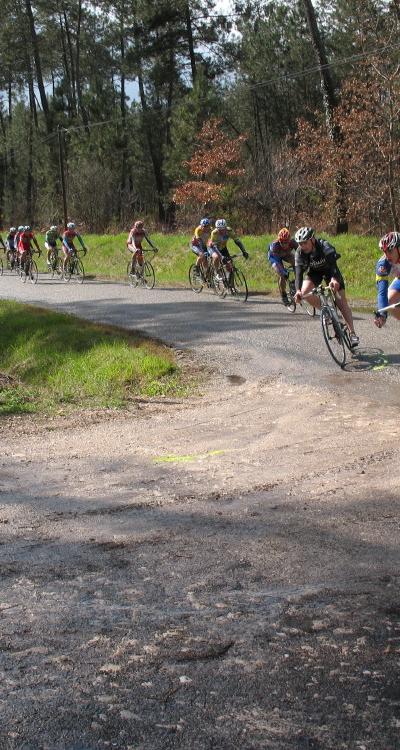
[33, 231, 380, 301]
[0, 301, 186, 416]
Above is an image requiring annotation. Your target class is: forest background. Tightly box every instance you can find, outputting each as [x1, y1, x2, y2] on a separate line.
[0, 0, 399, 236]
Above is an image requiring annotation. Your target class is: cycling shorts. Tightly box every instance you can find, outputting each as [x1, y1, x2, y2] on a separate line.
[45, 242, 57, 251]
[191, 242, 209, 256]
[389, 277, 400, 293]
[306, 268, 345, 290]
[63, 243, 76, 255]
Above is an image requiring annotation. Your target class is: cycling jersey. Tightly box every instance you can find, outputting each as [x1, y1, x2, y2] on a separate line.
[45, 229, 62, 246]
[6, 232, 16, 250]
[295, 238, 342, 290]
[192, 224, 211, 248]
[18, 230, 35, 253]
[268, 239, 297, 260]
[376, 255, 400, 315]
[209, 226, 239, 250]
[127, 226, 155, 252]
[62, 229, 85, 251]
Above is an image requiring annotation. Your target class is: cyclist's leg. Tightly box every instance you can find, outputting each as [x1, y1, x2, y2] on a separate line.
[62, 245, 73, 272]
[329, 272, 357, 336]
[388, 279, 400, 320]
[269, 254, 289, 299]
[301, 276, 321, 308]
[211, 247, 223, 273]
[191, 243, 203, 270]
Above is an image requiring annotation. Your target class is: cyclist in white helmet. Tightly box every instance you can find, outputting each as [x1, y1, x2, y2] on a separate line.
[294, 226, 359, 348]
[209, 218, 249, 279]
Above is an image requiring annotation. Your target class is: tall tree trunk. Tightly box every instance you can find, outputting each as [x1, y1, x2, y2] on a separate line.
[301, 0, 348, 233]
[118, 7, 128, 221]
[137, 61, 166, 223]
[76, 0, 90, 133]
[26, 115, 35, 224]
[185, 4, 197, 84]
[58, 11, 74, 119]
[25, 0, 52, 134]
[62, 6, 77, 115]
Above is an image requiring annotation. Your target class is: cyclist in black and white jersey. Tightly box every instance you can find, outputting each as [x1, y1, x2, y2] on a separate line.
[294, 226, 359, 348]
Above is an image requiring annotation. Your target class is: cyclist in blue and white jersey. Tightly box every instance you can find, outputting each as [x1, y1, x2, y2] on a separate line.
[374, 231, 400, 327]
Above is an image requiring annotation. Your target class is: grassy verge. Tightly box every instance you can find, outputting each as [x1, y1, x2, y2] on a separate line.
[0, 300, 188, 416]
[33, 231, 380, 301]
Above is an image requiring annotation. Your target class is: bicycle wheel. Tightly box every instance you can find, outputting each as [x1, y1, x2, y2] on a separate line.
[28, 259, 38, 284]
[189, 263, 204, 293]
[143, 261, 155, 289]
[321, 307, 346, 367]
[286, 280, 296, 313]
[72, 258, 85, 283]
[213, 268, 227, 298]
[230, 268, 248, 302]
[127, 260, 139, 287]
[301, 299, 316, 317]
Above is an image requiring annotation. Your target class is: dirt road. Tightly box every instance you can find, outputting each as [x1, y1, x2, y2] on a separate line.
[1, 358, 399, 748]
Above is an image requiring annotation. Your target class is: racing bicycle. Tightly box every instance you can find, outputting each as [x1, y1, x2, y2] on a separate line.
[127, 249, 157, 289]
[307, 284, 354, 368]
[48, 247, 63, 279]
[213, 254, 248, 302]
[19, 250, 41, 285]
[63, 249, 85, 283]
[189, 254, 219, 293]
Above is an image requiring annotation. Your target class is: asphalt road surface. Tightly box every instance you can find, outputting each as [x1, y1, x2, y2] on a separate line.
[1, 269, 400, 399]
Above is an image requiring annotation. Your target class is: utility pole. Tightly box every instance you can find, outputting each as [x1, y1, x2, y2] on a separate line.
[57, 125, 68, 227]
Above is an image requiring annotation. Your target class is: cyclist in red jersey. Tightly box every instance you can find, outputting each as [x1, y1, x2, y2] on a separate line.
[62, 222, 87, 274]
[127, 220, 157, 275]
[18, 226, 41, 268]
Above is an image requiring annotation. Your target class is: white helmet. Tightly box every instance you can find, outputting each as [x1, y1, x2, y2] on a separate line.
[18, 225, 24, 232]
[67, 222, 75, 229]
[9, 227, 16, 233]
[215, 218, 227, 230]
[295, 226, 314, 243]
[50, 225, 58, 231]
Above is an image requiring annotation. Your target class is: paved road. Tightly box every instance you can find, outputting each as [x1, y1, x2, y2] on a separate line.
[1, 269, 400, 399]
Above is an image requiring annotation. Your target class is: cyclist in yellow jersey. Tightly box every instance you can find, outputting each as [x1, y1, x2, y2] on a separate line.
[191, 217, 213, 272]
[209, 218, 248, 280]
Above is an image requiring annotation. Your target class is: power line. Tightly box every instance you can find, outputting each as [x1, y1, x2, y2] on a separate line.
[246, 41, 400, 92]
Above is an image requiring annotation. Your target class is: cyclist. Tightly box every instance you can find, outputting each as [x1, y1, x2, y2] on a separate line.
[62, 222, 87, 274]
[209, 218, 249, 280]
[45, 225, 63, 268]
[268, 227, 298, 305]
[127, 220, 157, 276]
[5, 227, 17, 269]
[294, 226, 359, 348]
[374, 232, 400, 327]
[17, 225, 41, 271]
[191, 218, 213, 274]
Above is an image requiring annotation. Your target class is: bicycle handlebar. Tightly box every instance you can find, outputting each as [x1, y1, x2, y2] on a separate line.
[377, 301, 400, 314]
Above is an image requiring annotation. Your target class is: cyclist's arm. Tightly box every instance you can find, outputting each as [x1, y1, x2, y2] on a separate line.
[144, 233, 156, 250]
[375, 257, 391, 320]
[233, 238, 246, 256]
[76, 233, 87, 251]
[0, 236, 5, 251]
[33, 236, 41, 252]
[294, 249, 305, 290]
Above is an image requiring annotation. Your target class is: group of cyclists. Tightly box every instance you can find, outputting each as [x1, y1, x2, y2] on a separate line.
[2, 215, 400, 339]
[0, 222, 87, 276]
[267, 224, 400, 342]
